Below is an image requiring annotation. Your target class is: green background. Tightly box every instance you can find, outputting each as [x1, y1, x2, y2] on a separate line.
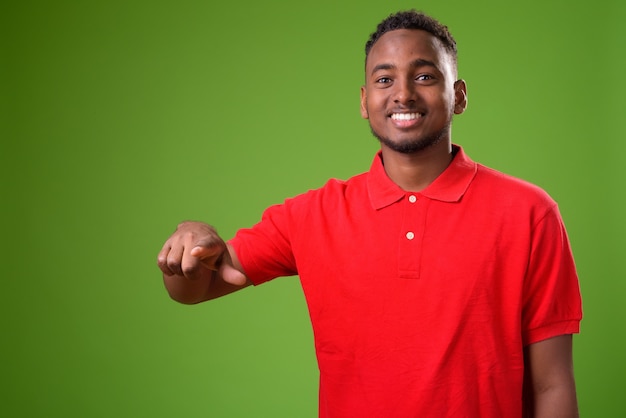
[3, 0, 625, 416]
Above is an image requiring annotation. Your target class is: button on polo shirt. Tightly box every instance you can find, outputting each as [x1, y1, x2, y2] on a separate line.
[230, 146, 582, 418]
[365, 147, 476, 279]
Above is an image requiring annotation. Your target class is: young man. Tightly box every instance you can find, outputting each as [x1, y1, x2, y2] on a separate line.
[157, 10, 582, 418]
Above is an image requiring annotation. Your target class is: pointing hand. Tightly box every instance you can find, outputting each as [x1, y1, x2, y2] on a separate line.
[157, 221, 247, 286]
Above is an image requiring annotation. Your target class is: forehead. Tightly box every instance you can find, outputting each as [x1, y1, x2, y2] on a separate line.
[366, 29, 452, 73]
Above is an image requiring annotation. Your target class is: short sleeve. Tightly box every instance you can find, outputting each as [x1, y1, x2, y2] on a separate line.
[229, 202, 298, 285]
[522, 204, 582, 345]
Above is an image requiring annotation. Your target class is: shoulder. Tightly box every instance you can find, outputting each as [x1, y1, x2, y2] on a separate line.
[287, 172, 368, 206]
[466, 163, 562, 228]
[474, 164, 556, 206]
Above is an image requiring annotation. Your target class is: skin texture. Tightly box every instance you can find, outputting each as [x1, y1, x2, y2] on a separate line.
[157, 26, 579, 417]
[524, 335, 580, 418]
[360, 29, 467, 191]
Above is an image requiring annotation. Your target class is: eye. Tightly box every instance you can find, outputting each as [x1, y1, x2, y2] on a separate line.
[375, 77, 392, 84]
[416, 74, 437, 84]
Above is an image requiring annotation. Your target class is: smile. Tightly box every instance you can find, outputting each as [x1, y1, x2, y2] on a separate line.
[390, 112, 423, 121]
[389, 112, 423, 128]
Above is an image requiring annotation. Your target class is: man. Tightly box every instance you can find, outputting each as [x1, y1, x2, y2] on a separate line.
[157, 10, 582, 418]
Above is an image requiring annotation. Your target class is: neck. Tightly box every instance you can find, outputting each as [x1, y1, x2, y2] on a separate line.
[380, 141, 454, 192]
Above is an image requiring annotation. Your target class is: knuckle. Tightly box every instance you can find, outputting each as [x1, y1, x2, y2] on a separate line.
[176, 221, 217, 236]
[176, 220, 193, 229]
[166, 258, 181, 271]
[181, 263, 199, 277]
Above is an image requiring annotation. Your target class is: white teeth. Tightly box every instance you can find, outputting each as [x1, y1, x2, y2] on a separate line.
[391, 113, 421, 120]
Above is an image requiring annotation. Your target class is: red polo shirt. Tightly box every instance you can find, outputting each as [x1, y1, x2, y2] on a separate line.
[230, 146, 582, 418]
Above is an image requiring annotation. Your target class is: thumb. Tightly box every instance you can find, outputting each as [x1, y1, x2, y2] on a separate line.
[191, 242, 247, 286]
[190, 243, 222, 261]
[219, 263, 248, 286]
[190, 242, 226, 272]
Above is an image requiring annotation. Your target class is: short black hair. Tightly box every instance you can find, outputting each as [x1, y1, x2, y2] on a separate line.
[365, 10, 457, 65]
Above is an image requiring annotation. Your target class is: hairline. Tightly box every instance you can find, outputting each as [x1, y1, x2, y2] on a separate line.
[364, 11, 458, 73]
[364, 29, 458, 79]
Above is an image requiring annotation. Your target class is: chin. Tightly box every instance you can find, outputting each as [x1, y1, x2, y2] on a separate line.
[379, 135, 442, 154]
[371, 125, 449, 154]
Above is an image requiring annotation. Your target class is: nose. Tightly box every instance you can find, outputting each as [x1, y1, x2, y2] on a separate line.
[393, 78, 417, 105]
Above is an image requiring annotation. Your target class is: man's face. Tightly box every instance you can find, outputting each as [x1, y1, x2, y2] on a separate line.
[360, 29, 466, 154]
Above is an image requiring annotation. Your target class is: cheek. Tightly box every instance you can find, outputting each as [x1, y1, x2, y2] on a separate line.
[365, 94, 387, 116]
[442, 87, 459, 111]
[426, 92, 456, 117]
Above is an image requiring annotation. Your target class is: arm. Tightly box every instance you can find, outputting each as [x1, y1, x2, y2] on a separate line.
[157, 221, 252, 304]
[523, 334, 579, 418]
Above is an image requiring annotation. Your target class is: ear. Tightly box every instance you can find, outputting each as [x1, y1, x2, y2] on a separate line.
[453, 79, 468, 115]
[360, 85, 369, 119]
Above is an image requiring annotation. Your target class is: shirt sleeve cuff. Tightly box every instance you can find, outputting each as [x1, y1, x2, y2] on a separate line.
[523, 319, 581, 346]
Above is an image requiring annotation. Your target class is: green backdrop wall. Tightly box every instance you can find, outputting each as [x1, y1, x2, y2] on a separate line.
[3, 0, 625, 416]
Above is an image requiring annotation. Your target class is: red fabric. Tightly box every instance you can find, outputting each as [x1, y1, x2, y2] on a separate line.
[230, 146, 582, 418]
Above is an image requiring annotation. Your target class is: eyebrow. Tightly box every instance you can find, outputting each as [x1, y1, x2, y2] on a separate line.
[370, 58, 438, 76]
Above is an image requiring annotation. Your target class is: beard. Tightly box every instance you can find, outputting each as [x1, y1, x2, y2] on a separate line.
[370, 121, 451, 154]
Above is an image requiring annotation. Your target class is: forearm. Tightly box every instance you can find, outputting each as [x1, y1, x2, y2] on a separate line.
[524, 334, 579, 418]
[531, 384, 579, 418]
